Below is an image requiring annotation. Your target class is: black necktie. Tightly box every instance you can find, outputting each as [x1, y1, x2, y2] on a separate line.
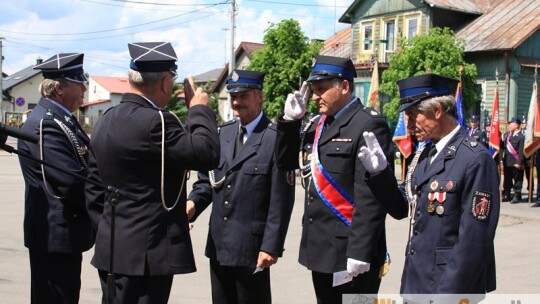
[235, 126, 246, 157]
[426, 145, 437, 171]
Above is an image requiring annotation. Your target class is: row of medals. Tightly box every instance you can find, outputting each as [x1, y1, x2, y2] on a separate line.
[427, 180, 450, 216]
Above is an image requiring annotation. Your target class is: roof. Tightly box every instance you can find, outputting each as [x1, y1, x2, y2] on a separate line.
[80, 99, 110, 108]
[193, 68, 222, 83]
[91, 76, 130, 94]
[320, 26, 352, 56]
[457, 0, 540, 52]
[2, 65, 41, 91]
[211, 42, 265, 93]
[425, 0, 482, 14]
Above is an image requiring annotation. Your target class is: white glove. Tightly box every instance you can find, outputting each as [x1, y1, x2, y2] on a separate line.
[347, 258, 370, 277]
[283, 81, 310, 121]
[358, 131, 387, 175]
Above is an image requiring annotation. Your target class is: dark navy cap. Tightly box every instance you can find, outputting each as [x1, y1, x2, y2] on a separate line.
[34, 53, 88, 83]
[397, 74, 458, 112]
[470, 115, 480, 122]
[509, 117, 521, 124]
[128, 42, 177, 73]
[226, 70, 266, 93]
[521, 116, 527, 124]
[485, 118, 491, 126]
[307, 55, 357, 82]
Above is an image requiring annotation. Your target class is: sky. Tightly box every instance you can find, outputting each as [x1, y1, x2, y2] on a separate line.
[0, 0, 354, 80]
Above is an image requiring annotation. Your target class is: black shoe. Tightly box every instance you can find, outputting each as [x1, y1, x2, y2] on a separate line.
[511, 197, 520, 204]
[532, 202, 540, 207]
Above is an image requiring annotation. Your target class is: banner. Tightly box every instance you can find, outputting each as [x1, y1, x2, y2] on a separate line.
[524, 80, 540, 158]
[393, 111, 412, 159]
[455, 82, 466, 128]
[488, 86, 501, 158]
[367, 61, 380, 112]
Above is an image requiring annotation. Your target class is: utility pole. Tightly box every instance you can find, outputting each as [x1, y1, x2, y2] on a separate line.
[224, 0, 237, 121]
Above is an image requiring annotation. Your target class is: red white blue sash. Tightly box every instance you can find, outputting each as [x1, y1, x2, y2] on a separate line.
[505, 133, 519, 160]
[311, 115, 355, 226]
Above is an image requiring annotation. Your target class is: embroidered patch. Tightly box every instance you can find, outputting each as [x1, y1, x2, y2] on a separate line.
[472, 190, 491, 221]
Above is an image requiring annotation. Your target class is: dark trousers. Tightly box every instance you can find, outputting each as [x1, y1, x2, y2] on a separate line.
[311, 265, 381, 304]
[29, 249, 82, 304]
[98, 269, 173, 304]
[503, 166, 524, 198]
[209, 259, 271, 304]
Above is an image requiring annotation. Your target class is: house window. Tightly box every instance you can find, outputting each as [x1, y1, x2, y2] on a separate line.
[362, 24, 373, 51]
[384, 20, 396, 62]
[406, 17, 419, 38]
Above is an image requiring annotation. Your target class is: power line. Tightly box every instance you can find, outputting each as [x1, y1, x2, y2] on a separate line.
[245, 0, 349, 8]
[0, 2, 228, 36]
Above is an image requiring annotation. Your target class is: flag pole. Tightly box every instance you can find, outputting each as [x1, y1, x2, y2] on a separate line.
[533, 66, 538, 207]
[496, 69, 503, 201]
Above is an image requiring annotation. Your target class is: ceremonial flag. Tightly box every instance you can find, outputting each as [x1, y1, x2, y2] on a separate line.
[455, 82, 466, 128]
[367, 61, 380, 111]
[488, 87, 501, 158]
[524, 80, 540, 158]
[393, 111, 412, 159]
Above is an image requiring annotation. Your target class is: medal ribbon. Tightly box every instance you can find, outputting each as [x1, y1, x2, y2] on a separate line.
[505, 133, 519, 160]
[311, 115, 355, 226]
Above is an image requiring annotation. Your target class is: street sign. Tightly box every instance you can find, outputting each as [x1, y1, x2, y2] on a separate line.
[15, 97, 25, 107]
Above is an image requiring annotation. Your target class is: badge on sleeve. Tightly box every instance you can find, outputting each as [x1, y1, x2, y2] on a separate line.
[472, 190, 491, 221]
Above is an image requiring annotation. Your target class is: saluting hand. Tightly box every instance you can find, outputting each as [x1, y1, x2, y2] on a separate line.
[358, 132, 387, 175]
[283, 81, 310, 121]
[184, 76, 209, 109]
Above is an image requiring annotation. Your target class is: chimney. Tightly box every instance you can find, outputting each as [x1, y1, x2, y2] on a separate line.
[36, 57, 43, 65]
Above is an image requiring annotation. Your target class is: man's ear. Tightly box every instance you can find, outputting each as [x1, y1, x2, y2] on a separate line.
[433, 102, 443, 119]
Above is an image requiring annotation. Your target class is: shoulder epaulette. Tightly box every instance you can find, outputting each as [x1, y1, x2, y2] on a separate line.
[361, 106, 382, 117]
[220, 119, 237, 128]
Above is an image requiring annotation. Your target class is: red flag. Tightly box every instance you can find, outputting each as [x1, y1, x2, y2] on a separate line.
[488, 87, 501, 158]
[393, 111, 412, 159]
[367, 61, 380, 111]
[524, 80, 540, 158]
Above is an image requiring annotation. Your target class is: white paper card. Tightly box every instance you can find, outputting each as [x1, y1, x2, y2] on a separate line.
[332, 270, 353, 287]
[253, 266, 265, 274]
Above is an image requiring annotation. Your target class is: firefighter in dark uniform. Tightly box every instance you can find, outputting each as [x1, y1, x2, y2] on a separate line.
[275, 55, 395, 303]
[502, 117, 525, 203]
[17, 53, 94, 304]
[467, 115, 483, 142]
[481, 118, 491, 148]
[187, 70, 295, 304]
[357, 74, 499, 302]
[85, 42, 220, 304]
[520, 116, 534, 197]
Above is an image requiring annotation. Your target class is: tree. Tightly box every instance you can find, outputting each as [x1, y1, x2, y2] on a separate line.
[249, 19, 321, 119]
[380, 27, 477, 124]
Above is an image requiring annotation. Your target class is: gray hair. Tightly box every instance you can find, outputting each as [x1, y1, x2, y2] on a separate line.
[128, 69, 168, 89]
[417, 95, 458, 120]
[38, 78, 70, 98]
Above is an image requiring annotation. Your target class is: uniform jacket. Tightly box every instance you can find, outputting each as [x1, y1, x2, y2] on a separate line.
[276, 101, 394, 274]
[502, 130, 525, 167]
[467, 127, 483, 143]
[85, 93, 220, 276]
[18, 97, 94, 254]
[188, 114, 295, 267]
[368, 128, 499, 294]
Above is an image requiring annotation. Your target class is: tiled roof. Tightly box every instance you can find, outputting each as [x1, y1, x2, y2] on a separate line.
[425, 0, 482, 14]
[91, 76, 130, 94]
[457, 0, 540, 52]
[80, 99, 110, 108]
[2, 65, 41, 90]
[320, 26, 352, 57]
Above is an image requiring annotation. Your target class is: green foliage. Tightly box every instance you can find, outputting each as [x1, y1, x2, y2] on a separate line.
[248, 19, 322, 119]
[380, 27, 477, 124]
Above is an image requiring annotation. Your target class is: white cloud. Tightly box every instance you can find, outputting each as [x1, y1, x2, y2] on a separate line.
[1, 0, 353, 79]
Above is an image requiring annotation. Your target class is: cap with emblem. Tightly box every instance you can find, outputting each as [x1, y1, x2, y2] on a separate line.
[470, 115, 479, 122]
[521, 116, 527, 124]
[34, 53, 88, 83]
[128, 42, 177, 73]
[484, 118, 491, 126]
[226, 70, 266, 93]
[307, 55, 357, 83]
[397, 74, 458, 112]
[509, 117, 521, 124]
